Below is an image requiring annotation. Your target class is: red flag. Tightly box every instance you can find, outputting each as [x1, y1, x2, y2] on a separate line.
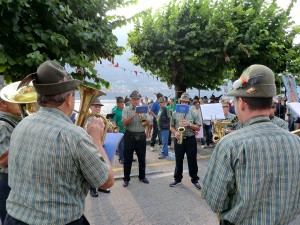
[134, 70, 138, 76]
[114, 63, 119, 68]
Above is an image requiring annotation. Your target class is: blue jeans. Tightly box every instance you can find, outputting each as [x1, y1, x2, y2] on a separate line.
[0, 173, 10, 224]
[118, 136, 124, 160]
[160, 129, 169, 156]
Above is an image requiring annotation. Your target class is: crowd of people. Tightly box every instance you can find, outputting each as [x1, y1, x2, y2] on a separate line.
[0, 60, 299, 225]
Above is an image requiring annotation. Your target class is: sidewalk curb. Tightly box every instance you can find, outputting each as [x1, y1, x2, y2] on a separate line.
[114, 170, 163, 180]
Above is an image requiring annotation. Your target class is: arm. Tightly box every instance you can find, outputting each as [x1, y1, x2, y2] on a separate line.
[122, 112, 138, 126]
[87, 118, 114, 189]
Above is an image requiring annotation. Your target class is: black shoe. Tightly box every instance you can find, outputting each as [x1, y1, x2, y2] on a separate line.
[139, 178, 149, 184]
[90, 189, 98, 197]
[97, 188, 111, 193]
[119, 159, 124, 164]
[123, 181, 129, 187]
[170, 180, 181, 187]
[132, 158, 137, 162]
[193, 182, 201, 190]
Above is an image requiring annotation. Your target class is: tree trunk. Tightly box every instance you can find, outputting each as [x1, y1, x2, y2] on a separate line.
[0, 75, 4, 90]
[172, 62, 186, 101]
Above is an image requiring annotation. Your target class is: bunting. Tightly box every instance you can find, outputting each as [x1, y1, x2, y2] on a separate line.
[97, 61, 158, 79]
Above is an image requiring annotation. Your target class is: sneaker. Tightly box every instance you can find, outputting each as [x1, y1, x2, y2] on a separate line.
[123, 181, 129, 187]
[170, 180, 181, 187]
[97, 188, 110, 193]
[90, 189, 98, 197]
[168, 145, 172, 149]
[193, 182, 201, 190]
[158, 154, 166, 159]
[139, 178, 149, 184]
[150, 146, 155, 151]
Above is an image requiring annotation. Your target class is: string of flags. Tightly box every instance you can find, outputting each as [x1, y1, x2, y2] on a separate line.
[99, 62, 159, 81]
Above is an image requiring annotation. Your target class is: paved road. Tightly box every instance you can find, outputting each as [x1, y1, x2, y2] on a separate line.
[84, 143, 300, 225]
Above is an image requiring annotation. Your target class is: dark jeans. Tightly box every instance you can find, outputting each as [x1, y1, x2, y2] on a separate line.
[168, 129, 171, 146]
[0, 173, 10, 224]
[204, 124, 212, 145]
[173, 136, 199, 183]
[4, 214, 90, 225]
[220, 220, 235, 225]
[123, 131, 146, 182]
[118, 136, 124, 160]
[150, 119, 162, 147]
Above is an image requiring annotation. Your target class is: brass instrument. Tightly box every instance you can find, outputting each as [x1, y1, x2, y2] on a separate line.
[138, 113, 148, 126]
[177, 113, 185, 145]
[212, 120, 231, 144]
[0, 81, 38, 118]
[108, 120, 120, 133]
[292, 129, 300, 136]
[75, 85, 108, 143]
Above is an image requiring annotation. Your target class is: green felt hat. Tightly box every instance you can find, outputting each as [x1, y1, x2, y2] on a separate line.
[33, 60, 82, 95]
[228, 64, 276, 98]
[179, 92, 191, 102]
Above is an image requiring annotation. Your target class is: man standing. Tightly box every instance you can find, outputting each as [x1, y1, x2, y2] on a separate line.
[202, 64, 300, 225]
[122, 90, 149, 187]
[5, 60, 114, 225]
[169, 92, 201, 190]
[269, 102, 288, 130]
[0, 95, 21, 224]
[149, 92, 163, 151]
[112, 96, 125, 164]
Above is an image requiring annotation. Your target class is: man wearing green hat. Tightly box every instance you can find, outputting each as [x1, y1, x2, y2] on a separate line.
[5, 60, 114, 225]
[202, 64, 300, 225]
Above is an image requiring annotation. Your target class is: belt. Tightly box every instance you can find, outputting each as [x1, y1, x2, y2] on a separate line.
[183, 135, 195, 139]
[126, 130, 145, 135]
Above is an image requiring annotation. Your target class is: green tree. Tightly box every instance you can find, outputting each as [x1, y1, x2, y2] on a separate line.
[0, 0, 137, 88]
[127, 0, 300, 98]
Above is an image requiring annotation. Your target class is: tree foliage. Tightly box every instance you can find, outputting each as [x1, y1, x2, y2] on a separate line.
[127, 0, 300, 97]
[0, 0, 137, 88]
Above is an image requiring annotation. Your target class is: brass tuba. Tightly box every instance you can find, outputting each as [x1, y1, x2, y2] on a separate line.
[75, 85, 109, 143]
[292, 129, 300, 136]
[0, 81, 38, 118]
[212, 120, 231, 144]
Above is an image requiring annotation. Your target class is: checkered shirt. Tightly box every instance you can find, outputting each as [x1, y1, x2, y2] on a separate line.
[122, 105, 148, 132]
[202, 116, 300, 225]
[6, 107, 110, 225]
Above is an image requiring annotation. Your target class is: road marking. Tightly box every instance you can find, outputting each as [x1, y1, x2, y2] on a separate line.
[113, 154, 211, 172]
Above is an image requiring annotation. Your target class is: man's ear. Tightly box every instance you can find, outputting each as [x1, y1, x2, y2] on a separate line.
[239, 98, 247, 111]
[65, 93, 73, 106]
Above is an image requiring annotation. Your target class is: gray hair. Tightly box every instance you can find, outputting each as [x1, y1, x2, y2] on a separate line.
[38, 90, 75, 107]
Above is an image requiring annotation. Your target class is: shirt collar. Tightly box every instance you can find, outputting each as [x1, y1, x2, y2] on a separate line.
[243, 115, 270, 127]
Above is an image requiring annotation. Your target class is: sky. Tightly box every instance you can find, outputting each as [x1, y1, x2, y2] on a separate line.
[114, 0, 300, 43]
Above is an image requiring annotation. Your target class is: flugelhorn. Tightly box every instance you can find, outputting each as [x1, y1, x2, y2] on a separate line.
[138, 113, 148, 126]
[0, 81, 38, 118]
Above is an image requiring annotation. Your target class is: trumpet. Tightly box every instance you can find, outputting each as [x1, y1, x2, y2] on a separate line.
[0, 81, 38, 118]
[108, 120, 120, 133]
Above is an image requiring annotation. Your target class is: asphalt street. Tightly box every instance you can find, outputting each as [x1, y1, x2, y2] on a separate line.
[84, 143, 300, 225]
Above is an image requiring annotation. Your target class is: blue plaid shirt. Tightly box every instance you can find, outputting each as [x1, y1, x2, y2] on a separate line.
[7, 107, 110, 225]
[202, 116, 300, 225]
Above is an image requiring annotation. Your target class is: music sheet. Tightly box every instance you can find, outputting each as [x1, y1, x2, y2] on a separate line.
[200, 103, 225, 121]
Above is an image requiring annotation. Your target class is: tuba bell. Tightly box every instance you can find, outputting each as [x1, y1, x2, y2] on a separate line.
[75, 85, 109, 143]
[0, 81, 38, 118]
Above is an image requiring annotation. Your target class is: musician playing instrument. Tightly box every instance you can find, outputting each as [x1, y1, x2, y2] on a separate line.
[0, 94, 21, 224]
[202, 65, 300, 225]
[5, 60, 114, 225]
[122, 90, 150, 187]
[169, 92, 201, 190]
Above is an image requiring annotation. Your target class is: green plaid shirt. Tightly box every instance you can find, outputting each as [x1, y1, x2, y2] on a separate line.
[122, 105, 149, 132]
[7, 107, 110, 225]
[202, 116, 300, 225]
[0, 112, 21, 174]
[270, 116, 288, 130]
[171, 109, 201, 136]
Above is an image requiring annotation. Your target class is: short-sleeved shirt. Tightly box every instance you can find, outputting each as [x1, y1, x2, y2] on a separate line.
[171, 109, 201, 136]
[0, 112, 21, 174]
[122, 105, 149, 132]
[202, 116, 300, 225]
[150, 100, 160, 116]
[6, 107, 110, 225]
[112, 106, 125, 133]
[270, 116, 288, 130]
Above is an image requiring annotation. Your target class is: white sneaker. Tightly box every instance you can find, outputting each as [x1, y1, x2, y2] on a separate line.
[168, 145, 172, 149]
[150, 146, 155, 151]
